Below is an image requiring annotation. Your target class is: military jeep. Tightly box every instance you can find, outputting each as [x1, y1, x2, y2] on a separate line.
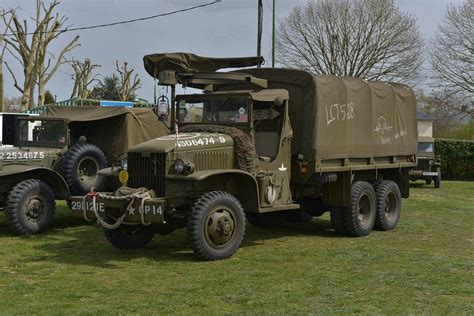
[409, 136, 441, 188]
[0, 106, 169, 235]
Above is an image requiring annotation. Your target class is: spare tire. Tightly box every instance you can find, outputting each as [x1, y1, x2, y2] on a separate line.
[61, 143, 107, 195]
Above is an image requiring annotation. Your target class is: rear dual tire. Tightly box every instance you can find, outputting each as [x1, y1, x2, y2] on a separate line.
[330, 180, 401, 236]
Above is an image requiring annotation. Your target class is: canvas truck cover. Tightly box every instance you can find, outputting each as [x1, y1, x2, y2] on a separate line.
[143, 52, 264, 78]
[226, 68, 417, 162]
[41, 106, 169, 162]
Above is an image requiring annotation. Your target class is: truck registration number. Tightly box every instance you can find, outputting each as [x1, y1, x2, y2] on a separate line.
[70, 201, 105, 212]
[0, 151, 45, 160]
[70, 200, 163, 216]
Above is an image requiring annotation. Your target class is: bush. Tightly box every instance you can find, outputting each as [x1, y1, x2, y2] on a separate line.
[437, 119, 474, 140]
[435, 138, 474, 180]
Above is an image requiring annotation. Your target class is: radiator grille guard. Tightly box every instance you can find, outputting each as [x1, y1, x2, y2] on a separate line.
[414, 158, 431, 171]
[127, 152, 166, 197]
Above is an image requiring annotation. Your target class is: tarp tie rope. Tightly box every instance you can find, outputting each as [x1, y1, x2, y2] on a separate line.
[81, 190, 153, 229]
[139, 195, 152, 226]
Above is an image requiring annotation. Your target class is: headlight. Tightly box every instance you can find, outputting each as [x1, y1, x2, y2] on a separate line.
[429, 160, 434, 165]
[120, 159, 128, 170]
[174, 158, 186, 174]
[173, 158, 193, 175]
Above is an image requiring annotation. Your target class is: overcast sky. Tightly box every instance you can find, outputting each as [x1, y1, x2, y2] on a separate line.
[1, 0, 465, 103]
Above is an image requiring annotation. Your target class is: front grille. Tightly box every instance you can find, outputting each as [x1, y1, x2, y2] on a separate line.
[127, 152, 165, 196]
[414, 158, 431, 171]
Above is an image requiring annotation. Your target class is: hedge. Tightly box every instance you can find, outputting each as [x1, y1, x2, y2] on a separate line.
[435, 138, 474, 181]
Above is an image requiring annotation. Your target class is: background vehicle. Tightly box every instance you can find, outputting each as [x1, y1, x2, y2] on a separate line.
[409, 111, 441, 188]
[0, 106, 169, 235]
[70, 53, 417, 260]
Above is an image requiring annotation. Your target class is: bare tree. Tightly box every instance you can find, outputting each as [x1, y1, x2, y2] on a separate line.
[275, 0, 423, 82]
[113, 61, 141, 101]
[2, 0, 79, 110]
[417, 90, 471, 135]
[430, 0, 473, 113]
[70, 58, 101, 99]
[0, 9, 14, 112]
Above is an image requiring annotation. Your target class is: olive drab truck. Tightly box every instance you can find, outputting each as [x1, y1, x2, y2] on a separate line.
[69, 53, 418, 260]
[0, 107, 169, 235]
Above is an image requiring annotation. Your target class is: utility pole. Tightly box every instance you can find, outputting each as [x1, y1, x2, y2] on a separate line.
[272, 0, 275, 68]
[257, 0, 263, 67]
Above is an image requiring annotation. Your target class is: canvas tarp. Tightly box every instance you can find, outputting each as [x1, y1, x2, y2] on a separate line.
[225, 68, 417, 162]
[143, 52, 264, 78]
[41, 106, 169, 162]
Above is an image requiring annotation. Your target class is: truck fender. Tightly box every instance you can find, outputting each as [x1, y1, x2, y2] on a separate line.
[0, 165, 70, 200]
[168, 170, 261, 213]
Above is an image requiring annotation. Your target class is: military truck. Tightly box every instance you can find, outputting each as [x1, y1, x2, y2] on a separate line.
[69, 53, 417, 260]
[0, 106, 168, 235]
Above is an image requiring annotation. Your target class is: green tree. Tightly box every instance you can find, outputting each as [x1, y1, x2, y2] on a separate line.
[90, 76, 120, 100]
[44, 90, 55, 104]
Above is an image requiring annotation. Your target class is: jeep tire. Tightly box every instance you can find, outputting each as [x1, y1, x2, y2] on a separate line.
[187, 191, 246, 260]
[61, 143, 107, 195]
[104, 224, 155, 249]
[374, 180, 401, 231]
[344, 181, 376, 237]
[5, 179, 55, 235]
[434, 167, 441, 189]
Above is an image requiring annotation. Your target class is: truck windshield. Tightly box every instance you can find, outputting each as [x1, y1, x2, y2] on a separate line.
[17, 119, 66, 148]
[178, 95, 249, 125]
[417, 142, 433, 153]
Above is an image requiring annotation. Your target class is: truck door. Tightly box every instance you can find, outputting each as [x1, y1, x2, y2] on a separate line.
[253, 99, 293, 207]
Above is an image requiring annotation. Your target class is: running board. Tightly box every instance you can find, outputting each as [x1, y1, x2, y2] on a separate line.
[259, 203, 300, 213]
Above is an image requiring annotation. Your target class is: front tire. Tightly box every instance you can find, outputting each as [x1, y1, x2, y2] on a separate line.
[344, 181, 376, 237]
[434, 167, 441, 188]
[5, 179, 55, 235]
[187, 191, 246, 260]
[374, 180, 401, 231]
[104, 224, 155, 249]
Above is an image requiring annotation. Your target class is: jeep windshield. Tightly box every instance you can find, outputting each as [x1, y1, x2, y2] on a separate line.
[17, 118, 66, 148]
[177, 94, 249, 125]
[417, 142, 434, 153]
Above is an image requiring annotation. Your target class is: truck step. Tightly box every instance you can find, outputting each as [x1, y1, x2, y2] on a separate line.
[259, 203, 300, 213]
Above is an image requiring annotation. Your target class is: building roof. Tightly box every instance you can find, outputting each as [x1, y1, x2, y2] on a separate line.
[417, 111, 435, 121]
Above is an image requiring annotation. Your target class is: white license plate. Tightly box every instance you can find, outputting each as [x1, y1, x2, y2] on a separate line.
[423, 172, 438, 176]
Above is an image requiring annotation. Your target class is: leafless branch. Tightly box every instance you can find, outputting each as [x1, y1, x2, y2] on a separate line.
[275, 0, 423, 82]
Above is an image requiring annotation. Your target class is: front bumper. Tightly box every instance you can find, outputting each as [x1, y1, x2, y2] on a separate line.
[69, 194, 166, 224]
[409, 170, 440, 178]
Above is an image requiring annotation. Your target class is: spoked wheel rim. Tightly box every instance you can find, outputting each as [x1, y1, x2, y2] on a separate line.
[384, 191, 398, 223]
[204, 206, 237, 249]
[24, 196, 47, 224]
[357, 194, 373, 229]
[77, 156, 99, 185]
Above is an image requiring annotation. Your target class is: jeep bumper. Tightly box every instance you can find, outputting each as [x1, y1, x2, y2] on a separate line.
[69, 194, 166, 224]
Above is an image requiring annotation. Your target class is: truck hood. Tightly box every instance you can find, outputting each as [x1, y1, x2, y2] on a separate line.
[129, 132, 234, 153]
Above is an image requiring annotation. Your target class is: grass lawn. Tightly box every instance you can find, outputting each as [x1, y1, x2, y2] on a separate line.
[0, 181, 472, 314]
